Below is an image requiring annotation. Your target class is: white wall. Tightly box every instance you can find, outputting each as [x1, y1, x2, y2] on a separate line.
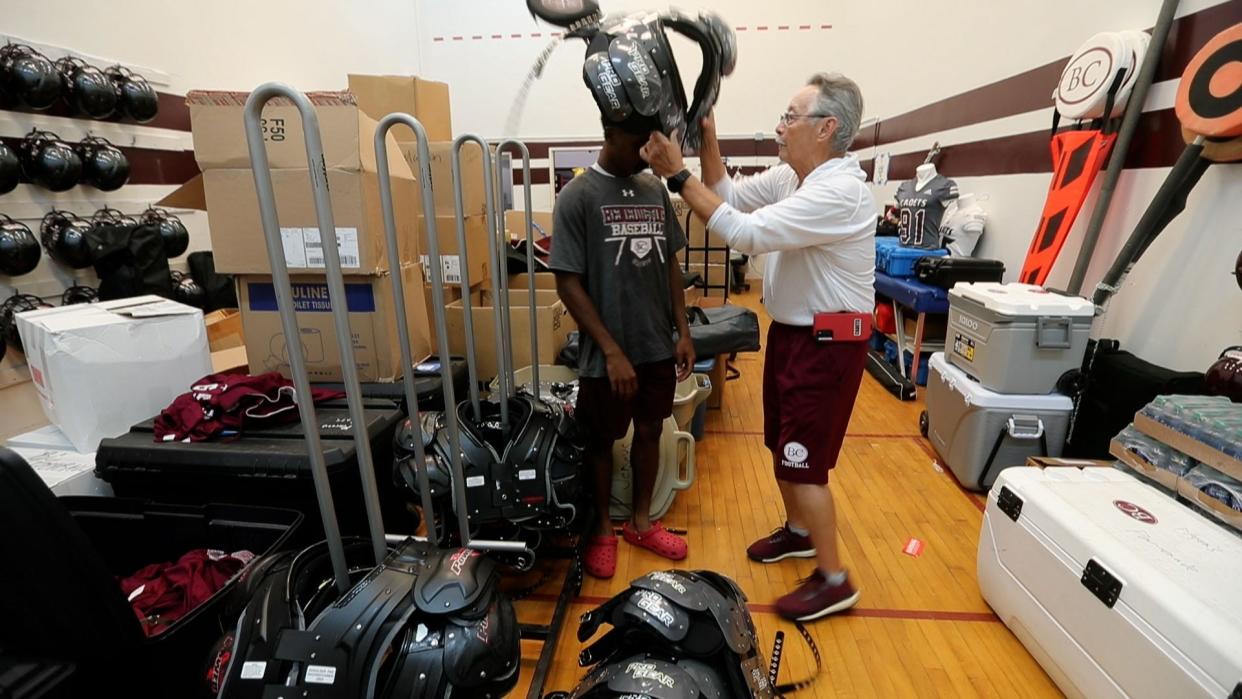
[415, 0, 1217, 137]
[416, 0, 1239, 372]
[3, 0, 423, 95]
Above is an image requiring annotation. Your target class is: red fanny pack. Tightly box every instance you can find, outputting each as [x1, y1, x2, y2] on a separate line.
[813, 312, 872, 342]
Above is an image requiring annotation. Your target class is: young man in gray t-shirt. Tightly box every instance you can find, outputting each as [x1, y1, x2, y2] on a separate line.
[551, 116, 695, 579]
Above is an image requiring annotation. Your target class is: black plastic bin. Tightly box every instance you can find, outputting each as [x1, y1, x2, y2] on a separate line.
[65, 497, 302, 696]
[0, 447, 302, 699]
[94, 398, 413, 543]
[314, 356, 470, 413]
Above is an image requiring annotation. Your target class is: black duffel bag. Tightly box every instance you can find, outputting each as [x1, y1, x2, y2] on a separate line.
[1064, 339, 1207, 458]
[556, 304, 761, 370]
[685, 304, 761, 357]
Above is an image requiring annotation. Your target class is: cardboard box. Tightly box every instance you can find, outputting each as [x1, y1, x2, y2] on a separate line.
[188, 90, 381, 171]
[903, 314, 948, 341]
[205, 309, 243, 351]
[237, 265, 431, 383]
[187, 75, 450, 170]
[15, 296, 212, 453]
[505, 210, 554, 240]
[509, 272, 558, 291]
[1025, 457, 1113, 469]
[422, 283, 464, 346]
[182, 166, 420, 275]
[399, 141, 491, 217]
[211, 345, 249, 374]
[347, 74, 452, 141]
[1179, 475, 1242, 532]
[176, 80, 432, 276]
[684, 261, 731, 298]
[1109, 438, 1180, 492]
[1134, 412, 1242, 482]
[0, 381, 49, 442]
[445, 289, 575, 379]
[417, 214, 490, 288]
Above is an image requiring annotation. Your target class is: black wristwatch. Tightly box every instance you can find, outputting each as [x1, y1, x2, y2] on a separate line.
[666, 169, 692, 193]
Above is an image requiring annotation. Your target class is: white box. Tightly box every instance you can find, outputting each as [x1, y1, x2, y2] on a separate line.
[15, 296, 211, 453]
[979, 466, 1242, 699]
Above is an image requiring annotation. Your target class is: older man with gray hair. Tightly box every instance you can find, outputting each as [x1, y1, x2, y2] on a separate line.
[641, 72, 876, 621]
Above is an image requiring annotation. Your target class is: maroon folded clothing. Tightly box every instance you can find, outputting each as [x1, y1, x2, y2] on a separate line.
[154, 371, 344, 442]
[119, 548, 255, 637]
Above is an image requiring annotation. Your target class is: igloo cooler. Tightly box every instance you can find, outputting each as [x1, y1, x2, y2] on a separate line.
[947, 282, 1094, 394]
[926, 353, 1072, 490]
[979, 465, 1242, 699]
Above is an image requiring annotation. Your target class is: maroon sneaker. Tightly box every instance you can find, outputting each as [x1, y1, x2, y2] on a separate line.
[747, 524, 816, 563]
[775, 570, 860, 621]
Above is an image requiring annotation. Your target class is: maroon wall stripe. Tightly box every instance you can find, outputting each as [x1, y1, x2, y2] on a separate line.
[1153, 1, 1242, 83]
[511, 162, 770, 186]
[124, 147, 199, 185]
[0, 137, 198, 186]
[859, 107, 1188, 180]
[867, 2, 1239, 149]
[875, 60, 1068, 148]
[513, 168, 551, 185]
[512, 140, 602, 159]
[0, 91, 191, 132]
[514, 136, 780, 160]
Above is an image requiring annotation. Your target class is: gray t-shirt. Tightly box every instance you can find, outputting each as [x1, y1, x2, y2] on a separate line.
[549, 166, 687, 378]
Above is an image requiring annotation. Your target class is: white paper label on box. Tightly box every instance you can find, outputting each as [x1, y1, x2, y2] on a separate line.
[281, 227, 361, 269]
[305, 665, 337, 685]
[466, 475, 486, 488]
[240, 662, 266, 679]
[420, 255, 463, 285]
[518, 469, 537, 481]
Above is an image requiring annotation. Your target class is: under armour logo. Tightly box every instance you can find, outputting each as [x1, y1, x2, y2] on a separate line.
[622, 189, 635, 198]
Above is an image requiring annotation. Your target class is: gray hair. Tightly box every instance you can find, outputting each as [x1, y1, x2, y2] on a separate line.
[807, 72, 864, 154]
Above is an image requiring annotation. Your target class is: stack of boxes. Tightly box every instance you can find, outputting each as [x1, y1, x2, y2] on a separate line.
[166, 72, 576, 385]
[167, 75, 454, 382]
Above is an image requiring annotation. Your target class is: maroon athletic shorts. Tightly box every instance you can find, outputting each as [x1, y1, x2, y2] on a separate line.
[577, 358, 676, 447]
[763, 321, 868, 485]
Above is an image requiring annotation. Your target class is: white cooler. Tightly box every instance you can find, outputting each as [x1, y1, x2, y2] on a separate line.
[979, 465, 1242, 699]
[926, 352, 1072, 490]
[948, 282, 1094, 394]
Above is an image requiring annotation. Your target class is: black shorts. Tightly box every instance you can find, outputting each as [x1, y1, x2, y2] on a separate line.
[763, 321, 868, 485]
[576, 358, 676, 447]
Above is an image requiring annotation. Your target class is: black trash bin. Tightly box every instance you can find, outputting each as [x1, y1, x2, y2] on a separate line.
[0, 447, 302, 698]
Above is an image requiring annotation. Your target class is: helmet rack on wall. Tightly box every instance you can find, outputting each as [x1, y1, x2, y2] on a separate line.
[0, 33, 196, 314]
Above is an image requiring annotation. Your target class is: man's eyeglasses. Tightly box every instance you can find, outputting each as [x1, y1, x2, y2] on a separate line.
[778, 111, 831, 126]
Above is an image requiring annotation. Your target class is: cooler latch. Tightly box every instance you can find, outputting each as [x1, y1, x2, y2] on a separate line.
[1228, 682, 1241, 699]
[1081, 559, 1122, 608]
[996, 486, 1023, 522]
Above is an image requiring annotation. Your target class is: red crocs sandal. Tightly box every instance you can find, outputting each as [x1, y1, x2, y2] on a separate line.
[584, 535, 618, 579]
[622, 521, 687, 561]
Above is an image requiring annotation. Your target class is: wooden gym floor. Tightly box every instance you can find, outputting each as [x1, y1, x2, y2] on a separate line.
[510, 289, 1062, 698]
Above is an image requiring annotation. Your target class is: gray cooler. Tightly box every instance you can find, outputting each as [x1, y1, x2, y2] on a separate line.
[926, 353, 1072, 490]
[947, 282, 1094, 394]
